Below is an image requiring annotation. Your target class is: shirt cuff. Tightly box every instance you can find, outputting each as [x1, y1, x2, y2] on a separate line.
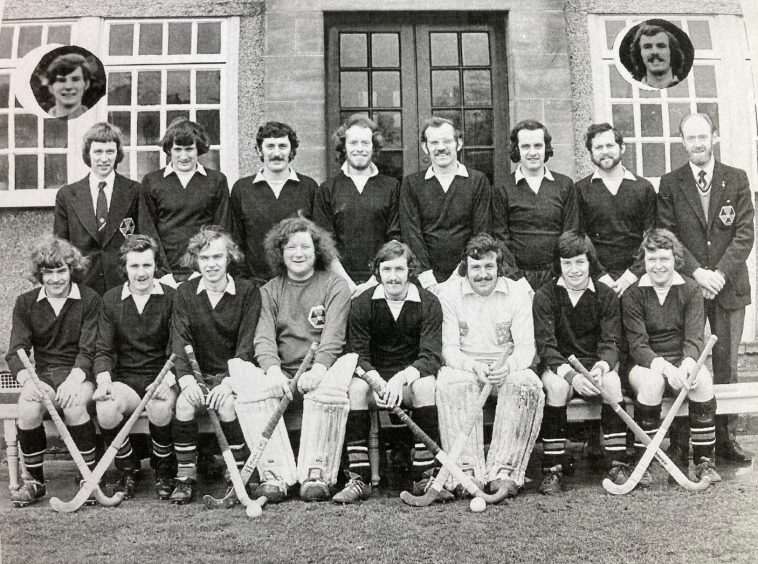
[598, 274, 614, 288]
[650, 357, 667, 375]
[620, 270, 638, 285]
[417, 269, 438, 289]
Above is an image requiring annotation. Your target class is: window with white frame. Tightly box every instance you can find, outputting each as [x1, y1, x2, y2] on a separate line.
[0, 17, 238, 207]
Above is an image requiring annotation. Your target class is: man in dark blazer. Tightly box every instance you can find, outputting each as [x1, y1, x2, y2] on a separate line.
[657, 112, 754, 463]
[54, 122, 155, 295]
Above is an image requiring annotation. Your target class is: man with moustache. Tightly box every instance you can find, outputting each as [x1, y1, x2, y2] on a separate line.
[231, 121, 319, 285]
[314, 115, 400, 298]
[629, 22, 685, 89]
[399, 117, 492, 295]
[657, 112, 754, 464]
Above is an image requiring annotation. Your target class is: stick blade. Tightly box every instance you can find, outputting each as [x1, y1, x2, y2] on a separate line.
[94, 489, 124, 507]
[203, 492, 238, 510]
[601, 477, 635, 495]
[49, 487, 93, 513]
[399, 489, 437, 507]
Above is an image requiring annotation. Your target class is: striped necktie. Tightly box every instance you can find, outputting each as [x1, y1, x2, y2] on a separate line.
[96, 181, 108, 239]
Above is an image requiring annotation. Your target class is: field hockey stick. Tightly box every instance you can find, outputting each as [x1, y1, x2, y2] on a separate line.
[184, 345, 265, 513]
[356, 367, 503, 509]
[204, 343, 317, 509]
[598, 335, 716, 495]
[16, 350, 123, 510]
[567, 355, 710, 493]
[49, 355, 178, 512]
[402, 343, 515, 507]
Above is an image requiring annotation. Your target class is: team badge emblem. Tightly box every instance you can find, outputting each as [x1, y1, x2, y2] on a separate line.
[495, 321, 511, 345]
[459, 321, 469, 337]
[719, 205, 735, 227]
[119, 217, 135, 236]
[308, 305, 326, 329]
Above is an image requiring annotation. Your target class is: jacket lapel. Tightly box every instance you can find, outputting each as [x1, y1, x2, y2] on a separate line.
[70, 176, 100, 242]
[677, 165, 708, 229]
[102, 174, 135, 244]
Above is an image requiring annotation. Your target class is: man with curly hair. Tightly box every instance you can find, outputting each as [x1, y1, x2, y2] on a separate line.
[6, 236, 101, 507]
[630, 22, 685, 89]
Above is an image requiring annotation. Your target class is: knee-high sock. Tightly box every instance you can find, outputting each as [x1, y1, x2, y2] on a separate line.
[149, 422, 175, 474]
[633, 403, 661, 462]
[342, 410, 371, 483]
[220, 418, 250, 470]
[689, 398, 717, 464]
[541, 405, 567, 471]
[18, 425, 46, 483]
[601, 401, 628, 466]
[100, 418, 137, 471]
[172, 418, 198, 481]
[67, 420, 97, 476]
[411, 406, 441, 482]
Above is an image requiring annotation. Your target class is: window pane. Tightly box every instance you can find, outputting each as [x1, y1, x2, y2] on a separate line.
[18, 26, 42, 58]
[687, 20, 712, 50]
[167, 110, 190, 127]
[168, 22, 192, 55]
[137, 71, 161, 106]
[0, 155, 8, 190]
[430, 33, 458, 66]
[198, 149, 220, 170]
[139, 23, 163, 56]
[639, 88, 660, 99]
[642, 143, 665, 177]
[108, 72, 132, 105]
[137, 151, 160, 180]
[433, 109, 462, 132]
[166, 70, 191, 104]
[621, 141, 637, 174]
[137, 112, 160, 146]
[464, 109, 493, 146]
[670, 141, 688, 168]
[43, 118, 67, 148]
[340, 110, 368, 124]
[432, 70, 460, 107]
[48, 26, 71, 46]
[609, 65, 631, 98]
[696, 102, 719, 131]
[0, 115, 7, 149]
[693, 65, 717, 98]
[44, 154, 67, 189]
[0, 74, 9, 108]
[15, 155, 38, 190]
[463, 70, 491, 105]
[374, 111, 401, 149]
[611, 104, 634, 137]
[463, 149, 493, 184]
[605, 20, 626, 50]
[15, 114, 38, 148]
[0, 28, 13, 59]
[197, 22, 222, 55]
[108, 111, 132, 145]
[461, 33, 489, 66]
[374, 151, 402, 182]
[372, 71, 400, 107]
[340, 72, 368, 107]
[197, 70, 220, 104]
[109, 24, 134, 56]
[668, 103, 691, 137]
[197, 110, 220, 145]
[118, 152, 131, 177]
[371, 34, 399, 67]
[640, 104, 663, 137]
[340, 34, 367, 68]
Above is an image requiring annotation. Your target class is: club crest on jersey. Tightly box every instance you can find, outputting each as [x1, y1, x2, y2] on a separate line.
[495, 321, 511, 345]
[308, 305, 326, 329]
[119, 217, 135, 236]
[719, 205, 735, 226]
[459, 321, 469, 337]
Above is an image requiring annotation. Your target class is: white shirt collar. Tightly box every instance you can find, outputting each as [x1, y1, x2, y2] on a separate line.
[591, 166, 636, 182]
[341, 161, 379, 179]
[638, 272, 686, 287]
[689, 158, 715, 182]
[557, 276, 596, 292]
[515, 165, 554, 184]
[89, 171, 116, 191]
[253, 167, 300, 184]
[120, 281, 165, 300]
[372, 282, 421, 302]
[461, 277, 509, 296]
[164, 162, 207, 177]
[197, 275, 236, 295]
[37, 283, 81, 302]
[424, 163, 469, 180]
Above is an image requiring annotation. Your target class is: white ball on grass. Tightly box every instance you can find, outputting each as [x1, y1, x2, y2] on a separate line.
[246, 503, 263, 518]
[469, 497, 486, 513]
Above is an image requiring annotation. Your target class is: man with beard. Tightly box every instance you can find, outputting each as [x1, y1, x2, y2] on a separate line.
[575, 123, 656, 297]
[630, 23, 684, 89]
[400, 117, 492, 295]
[657, 113, 754, 465]
[314, 115, 400, 298]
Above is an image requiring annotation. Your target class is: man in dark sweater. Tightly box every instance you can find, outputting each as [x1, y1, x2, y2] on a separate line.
[142, 118, 230, 285]
[335, 240, 447, 503]
[533, 231, 627, 493]
[576, 123, 656, 296]
[622, 228, 720, 488]
[399, 116, 492, 294]
[169, 226, 261, 504]
[314, 115, 401, 297]
[7, 236, 101, 507]
[93, 235, 176, 500]
[230, 121, 318, 285]
[492, 119, 579, 291]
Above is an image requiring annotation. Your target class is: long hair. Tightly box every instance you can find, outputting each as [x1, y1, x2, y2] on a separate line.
[264, 216, 339, 277]
[332, 114, 383, 163]
[509, 119, 553, 163]
[82, 122, 125, 167]
[180, 225, 243, 271]
[118, 234, 162, 279]
[30, 235, 89, 284]
[630, 23, 685, 82]
[160, 118, 210, 156]
[256, 121, 299, 161]
[553, 230, 603, 277]
[372, 240, 419, 281]
[456, 233, 508, 277]
[637, 228, 684, 270]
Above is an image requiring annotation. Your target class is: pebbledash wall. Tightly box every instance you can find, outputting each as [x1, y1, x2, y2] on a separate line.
[0, 0, 755, 368]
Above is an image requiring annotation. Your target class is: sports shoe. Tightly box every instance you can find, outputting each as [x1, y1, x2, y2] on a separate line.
[11, 479, 46, 508]
[155, 474, 174, 500]
[254, 479, 289, 504]
[411, 469, 455, 503]
[113, 470, 137, 500]
[606, 461, 632, 486]
[170, 479, 195, 504]
[488, 476, 519, 499]
[716, 440, 753, 464]
[694, 458, 722, 483]
[332, 471, 371, 504]
[538, 465, 563, 495]
[300, 479, 330, 502]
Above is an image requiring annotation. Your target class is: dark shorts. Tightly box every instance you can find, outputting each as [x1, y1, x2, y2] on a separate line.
[37, 367, 76, 390]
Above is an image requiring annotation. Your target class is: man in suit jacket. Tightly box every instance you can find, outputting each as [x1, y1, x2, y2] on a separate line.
[657, 112, 755, 464]
[54, 122, 155, 295]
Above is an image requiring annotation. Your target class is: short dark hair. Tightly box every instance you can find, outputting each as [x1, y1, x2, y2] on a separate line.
[678, 112, 717, 136]
[118, 235, 162, 279]
[420, 116, 461, 144]
[333, 114, 383, 164]
[553, 230, 603, 277]
[509, 119, 554, 164]
[256, 121, 299, 161]
[372, 240, 419, 281]
[584, 123, 625, 153]
[637, 228, 684, 270]
[30, 235, 89, 284]
[630, 23, 685, 82]
[82, 122, 125, 167]
[45, 53, 91, 84]
[160, 118, 210, 156]
[457, 233, 508, 277]
[180, 225, 243, 271]
[263, 216, 339, 277]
